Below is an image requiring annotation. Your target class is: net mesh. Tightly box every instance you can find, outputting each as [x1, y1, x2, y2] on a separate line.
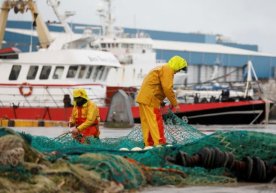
[0, 111, 275, 192]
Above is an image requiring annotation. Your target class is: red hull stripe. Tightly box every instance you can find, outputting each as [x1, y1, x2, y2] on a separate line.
[0, 83, 104, 87]
[131, 100, 266, 118]
[0, 107, 109, 122]
[0, 100, 265, 121]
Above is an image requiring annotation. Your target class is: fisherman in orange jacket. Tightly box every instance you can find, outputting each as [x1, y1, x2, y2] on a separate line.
[136, 55, 188, 147]
[69, 88, 100, 143]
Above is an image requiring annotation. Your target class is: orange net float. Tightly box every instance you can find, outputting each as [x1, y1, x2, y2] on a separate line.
[19, 82, 33, 97]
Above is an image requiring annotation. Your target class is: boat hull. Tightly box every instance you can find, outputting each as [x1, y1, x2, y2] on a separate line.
[174, 101, 268, 125]
[133, 100, 271, 125]
[0, 99, 271, 125]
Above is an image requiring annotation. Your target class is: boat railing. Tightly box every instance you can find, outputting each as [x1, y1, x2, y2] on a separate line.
[0, 79, 264, 109]
[174, 79, 263, 104]
[175, 89, 256, 105]
[0, 84, 107, 108]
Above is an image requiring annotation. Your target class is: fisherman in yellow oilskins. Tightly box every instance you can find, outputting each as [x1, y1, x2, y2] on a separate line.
[69, 88, 100, 143]
[136, 55, 188, 147]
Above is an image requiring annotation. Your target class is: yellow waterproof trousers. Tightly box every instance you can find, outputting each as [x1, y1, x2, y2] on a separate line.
[139, 104, 166, 147]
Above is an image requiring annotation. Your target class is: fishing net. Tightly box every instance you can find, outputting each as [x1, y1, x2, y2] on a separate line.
[0, 111, 276, 192]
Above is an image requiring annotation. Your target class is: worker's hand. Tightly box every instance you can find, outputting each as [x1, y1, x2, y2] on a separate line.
[174, 105, 180, 112]
[161, 101, 166, 107]
[70, 127, 79, 135]
[169, 104, 180, 112]
[69, 122, 75, 127]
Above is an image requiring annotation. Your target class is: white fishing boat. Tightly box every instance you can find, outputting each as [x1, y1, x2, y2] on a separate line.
[0, 0, 120, 108]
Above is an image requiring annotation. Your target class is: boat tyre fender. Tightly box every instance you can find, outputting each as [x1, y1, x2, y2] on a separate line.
[19, 82, 33, 97]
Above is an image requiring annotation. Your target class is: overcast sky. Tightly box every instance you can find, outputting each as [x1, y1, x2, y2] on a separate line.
[5, 0, 276, 55]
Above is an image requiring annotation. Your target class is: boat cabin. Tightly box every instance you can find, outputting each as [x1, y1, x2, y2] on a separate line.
[0, 48, 121, 107]
[1, 49, 120, 84]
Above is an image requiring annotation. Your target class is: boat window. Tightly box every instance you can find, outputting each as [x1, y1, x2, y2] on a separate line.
[92, 66, 104, 81]
[78, 66, 86, 79]
[66, 65, 78, 78]
[39, 66, 52, 80]
[9, 65, 21, 80]
[27, 65, 39, 80]
[92, 68, 97, 81]
[96, 66, 105, 81]
[102, 68, 110, 81]
[101, 43, 106, 48]
[86, 66, 94, 79]
[53, 66, 64, 79]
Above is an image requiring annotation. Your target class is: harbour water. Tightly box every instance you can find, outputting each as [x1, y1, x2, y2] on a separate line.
[9, 123, 276, 193]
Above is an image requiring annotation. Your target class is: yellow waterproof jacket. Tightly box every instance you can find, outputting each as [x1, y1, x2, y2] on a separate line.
[69, 100, 100, 131]
[136, 65, 178, 108]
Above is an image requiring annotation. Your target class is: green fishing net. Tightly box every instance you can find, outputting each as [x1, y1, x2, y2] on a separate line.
[0, 111, 275, 192]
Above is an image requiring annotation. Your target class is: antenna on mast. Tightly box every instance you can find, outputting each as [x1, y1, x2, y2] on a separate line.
[46, 0, 75, 34]
[97, 0, 115, 37]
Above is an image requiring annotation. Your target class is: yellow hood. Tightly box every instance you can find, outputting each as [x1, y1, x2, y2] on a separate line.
[167, 55, 188, 71]
[73, 88, 89, 100]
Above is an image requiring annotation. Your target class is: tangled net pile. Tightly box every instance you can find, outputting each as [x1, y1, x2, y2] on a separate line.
[0, 111, 276, 193]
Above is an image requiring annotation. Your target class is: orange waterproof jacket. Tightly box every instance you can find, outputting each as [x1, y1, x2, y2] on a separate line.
[69, 100, 100, 131]
[136, 64, 178, 108]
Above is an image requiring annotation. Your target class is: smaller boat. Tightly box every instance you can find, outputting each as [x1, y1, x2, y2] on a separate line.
[162, 98, 270, 125]
[127, 91, 272, 125]
[164, 61, 273, 125]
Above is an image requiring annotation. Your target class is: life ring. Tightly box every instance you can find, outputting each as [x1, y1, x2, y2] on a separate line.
[19, 82, 33, 97]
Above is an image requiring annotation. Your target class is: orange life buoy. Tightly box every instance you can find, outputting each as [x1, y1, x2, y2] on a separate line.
[19, 82, 33, 97]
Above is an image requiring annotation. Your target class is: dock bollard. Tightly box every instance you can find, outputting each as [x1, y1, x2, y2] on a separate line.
[7, 120, 15, 127]
[38, 120, 45, 127]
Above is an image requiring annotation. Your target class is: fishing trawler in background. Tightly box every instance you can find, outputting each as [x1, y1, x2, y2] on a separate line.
[0, 0, 273, 125]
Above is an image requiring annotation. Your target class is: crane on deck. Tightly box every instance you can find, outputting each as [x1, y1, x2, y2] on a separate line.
[0, 0, 53, 49]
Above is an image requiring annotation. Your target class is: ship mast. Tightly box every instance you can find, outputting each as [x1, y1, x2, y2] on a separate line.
[0, 0, 53, 49]
[97, 0, 114, 37]
[244, 60, 259, 98]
